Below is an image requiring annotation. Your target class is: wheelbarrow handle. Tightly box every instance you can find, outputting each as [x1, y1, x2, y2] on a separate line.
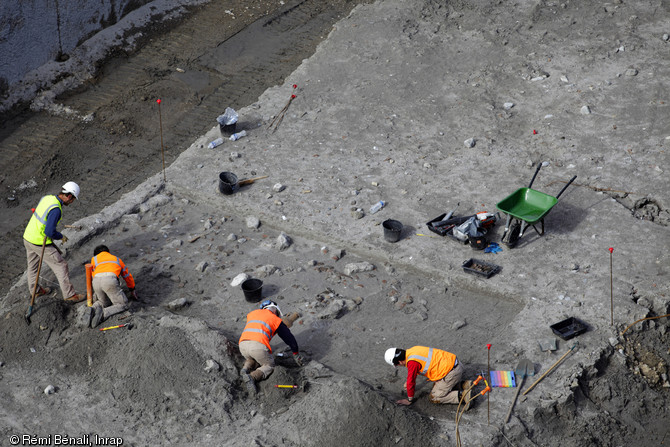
[528, 162, 543, 189]
[556, 175, 577, 199]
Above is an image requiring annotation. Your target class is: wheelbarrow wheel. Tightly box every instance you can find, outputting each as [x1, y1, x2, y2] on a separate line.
[502, 221, 521, 248]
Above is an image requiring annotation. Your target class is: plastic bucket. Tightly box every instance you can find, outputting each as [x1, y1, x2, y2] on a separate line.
[382, 219, 403, 243]
[241, 278, 263, 303]
[220, 122, 237, 135]
[469, 234, 488, 250]
[218, 172, 239, 195]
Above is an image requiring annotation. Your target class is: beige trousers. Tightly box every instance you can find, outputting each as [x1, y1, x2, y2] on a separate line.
[239, 339, 275, 381]
[24, 239, 75, 299]
[429, 361, 464, 404]
[92, 273, 129, 320]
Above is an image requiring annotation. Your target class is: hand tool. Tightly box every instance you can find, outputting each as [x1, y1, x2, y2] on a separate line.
[524, 342, 578, 395]
[26, 236, 47, 324]
[99, 323, 131, 331]
[238, 175, 269, 186]
[505, 358, 534, 424]
[274, 384, 299, 389]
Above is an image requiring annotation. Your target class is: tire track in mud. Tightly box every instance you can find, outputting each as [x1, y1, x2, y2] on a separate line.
[0, 0, 370, 293]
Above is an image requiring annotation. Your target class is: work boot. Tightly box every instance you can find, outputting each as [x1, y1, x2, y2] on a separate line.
[91, 303, 104, 328]
[241, 371, 257, 395]
[462, 380, 473, 391]
[80, 306, 93, 328]
[64, 293, 86, 304]
[36, 286, 52, 297]
[458, 386, 472, 411]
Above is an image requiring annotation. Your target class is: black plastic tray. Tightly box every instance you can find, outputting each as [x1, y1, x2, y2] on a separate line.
[550, 317, 587, 340]
[462, 258, 501, 278]
[426, 213, 472, 244]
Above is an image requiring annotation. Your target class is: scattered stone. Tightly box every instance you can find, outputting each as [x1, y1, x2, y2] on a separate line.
[503, 102, 514, 110]
[167, 239, 183, 249]
[571, 263, 580, 271]
[343, 262, 375, 276]
[276, 232, 292, 251]
[166, 298, 190, 311]
[452, 320, 466, 330]
[331, 249, 345, 261]
[227, 233, 238, 241]
[307, 260, 317, 267]
[560, 75, 569, 83]
[204, 219, 213, 230]
[246, 216, 260, 229]
[580, 105, 591, 115]
[625, 68, 638, 76]
[273, 183, 286, 192]
[663, 34, 669, 41]
[255, 265, 278, 278]
[204, 359, 221, 373]
[230, 151, 240, 159]
[231, 273, 249, 287]
[464, 138, 475, 148]
[195, 261, 209, 272]
[44, 385, 56, 395]
[351, 209, 364, 219]
[608, 337, 619, 347]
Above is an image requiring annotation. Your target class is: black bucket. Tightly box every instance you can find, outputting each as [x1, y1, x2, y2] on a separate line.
[469, 234, 488, 250]
[383, 219, 403, 243]
[220, 122, 237, 135]
[241, 278, 263, 303]
[218, 172, 239, 195]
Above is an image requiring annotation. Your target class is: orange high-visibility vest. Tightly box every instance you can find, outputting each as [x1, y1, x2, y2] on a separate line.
[406, 346, 457, 382]
[91, 251, 135, 289]
[239, 309, 282, 352]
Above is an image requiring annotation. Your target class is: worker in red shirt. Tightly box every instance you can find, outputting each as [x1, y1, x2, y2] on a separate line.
[88, 245, 137, 328]
[238, 300, 304, 394]
[385, 346, 472, 410]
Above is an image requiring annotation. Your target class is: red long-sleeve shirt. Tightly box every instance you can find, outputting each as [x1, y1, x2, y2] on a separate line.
[405, 360, 421, 400]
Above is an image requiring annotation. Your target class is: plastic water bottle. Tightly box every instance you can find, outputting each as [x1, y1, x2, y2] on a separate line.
[208, 137, 224, 149]
[369, 200, 385, 214]
[229, 130, 247, 141]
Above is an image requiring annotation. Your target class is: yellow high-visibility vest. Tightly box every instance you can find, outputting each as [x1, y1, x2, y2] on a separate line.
[23, 195, 62, 245]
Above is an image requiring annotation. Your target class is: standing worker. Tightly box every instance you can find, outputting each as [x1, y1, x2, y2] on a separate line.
[23, 182, 85, 303]
[385, 346, 472, 409]
[238, 300, 305, 394]
[89, 245, 137, 328]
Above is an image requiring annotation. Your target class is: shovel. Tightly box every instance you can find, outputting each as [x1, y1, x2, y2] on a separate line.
[504, 358, 534, 424]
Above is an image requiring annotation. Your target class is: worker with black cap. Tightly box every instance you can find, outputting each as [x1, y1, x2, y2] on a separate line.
[23, 181, 85, 303]
[238, 299, 305, 394]
[385, 346, 472, 409]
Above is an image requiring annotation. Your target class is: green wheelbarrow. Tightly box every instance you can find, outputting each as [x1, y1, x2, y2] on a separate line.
[497, 162, 576, 248]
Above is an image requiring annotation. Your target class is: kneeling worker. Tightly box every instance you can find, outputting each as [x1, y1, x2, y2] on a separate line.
[385, 346, 471, 409]
[238, 299, 305, 393]
[89, 245, 137, 328]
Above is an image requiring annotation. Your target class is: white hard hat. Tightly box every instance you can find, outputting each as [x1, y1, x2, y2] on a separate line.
[385, 348, 399, 366]
[61, 181, 80, 199]
[260, 299, 282, 317]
